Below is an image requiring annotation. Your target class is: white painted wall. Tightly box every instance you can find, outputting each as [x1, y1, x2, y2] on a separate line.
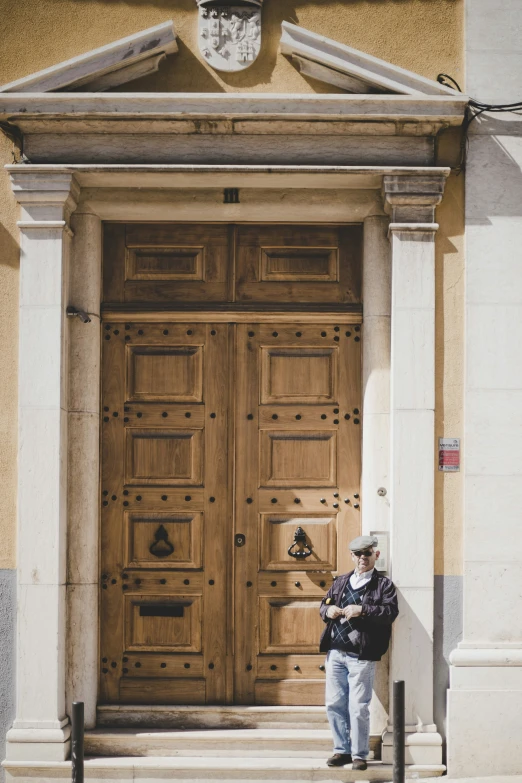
[447, 0, 522, 775]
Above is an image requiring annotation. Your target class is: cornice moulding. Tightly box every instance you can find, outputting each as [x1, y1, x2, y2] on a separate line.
[0, 93, 468, 126]
[280, 21, 459, 97]
[0, 21, 177, 93]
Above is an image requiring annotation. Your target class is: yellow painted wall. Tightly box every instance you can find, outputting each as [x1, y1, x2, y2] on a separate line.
[0, 0, 464, 574]
[435, 130, 465, 578]
[0, 0, 464, 91]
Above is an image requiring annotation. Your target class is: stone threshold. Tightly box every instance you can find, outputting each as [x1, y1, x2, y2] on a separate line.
[3, 757, 446, 782]
[97, 704, 332, 728]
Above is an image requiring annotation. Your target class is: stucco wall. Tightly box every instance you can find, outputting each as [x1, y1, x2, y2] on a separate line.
[0, 0, 464, 93]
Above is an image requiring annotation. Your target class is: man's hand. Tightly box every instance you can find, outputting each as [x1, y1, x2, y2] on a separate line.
[326, 605, 343, 619]
[342, 604, 362, 620]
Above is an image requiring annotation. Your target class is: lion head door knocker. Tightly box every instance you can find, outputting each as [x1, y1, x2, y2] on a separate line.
[196, 0, 263, 72]
[288, 526, 313, 559]
[149, 525, 175, 558]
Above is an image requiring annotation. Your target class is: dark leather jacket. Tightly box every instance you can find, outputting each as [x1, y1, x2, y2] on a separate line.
[319, 569, 399, 661]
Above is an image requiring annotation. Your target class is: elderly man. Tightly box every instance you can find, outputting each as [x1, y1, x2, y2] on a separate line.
[319, 535, 398, 770]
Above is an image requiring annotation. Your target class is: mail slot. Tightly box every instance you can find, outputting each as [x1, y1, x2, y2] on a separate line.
[139, 604, 184, 618]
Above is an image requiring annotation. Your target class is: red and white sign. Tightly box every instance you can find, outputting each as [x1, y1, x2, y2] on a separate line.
[438, 438, 460, 472]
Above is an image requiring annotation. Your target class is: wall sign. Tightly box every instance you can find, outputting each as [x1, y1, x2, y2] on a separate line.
[438, 437, 460, 472]
[196, 0, 263, 72]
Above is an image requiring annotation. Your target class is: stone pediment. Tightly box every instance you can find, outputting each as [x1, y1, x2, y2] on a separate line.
[0, 18, 467, 166]
[280, 22, 458, 96]
[0, 21, 177, 93]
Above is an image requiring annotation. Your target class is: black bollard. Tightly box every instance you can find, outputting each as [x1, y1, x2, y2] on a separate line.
[71, 701, 84, 783]
[393, 681, 405, 783]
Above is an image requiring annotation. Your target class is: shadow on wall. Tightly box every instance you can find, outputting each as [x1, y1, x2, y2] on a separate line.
[0, 222, 19, 270]
[466, 115, 522, 224]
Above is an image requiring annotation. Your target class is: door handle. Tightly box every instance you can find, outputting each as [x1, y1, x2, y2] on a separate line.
[288, 526, 313, 559]
[235, 533, 246, 547]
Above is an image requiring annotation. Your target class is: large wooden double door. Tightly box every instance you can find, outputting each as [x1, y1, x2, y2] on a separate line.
[100, 223, 362, 706]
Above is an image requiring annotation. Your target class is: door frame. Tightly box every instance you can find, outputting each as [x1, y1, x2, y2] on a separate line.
[7, 165, 445, 765]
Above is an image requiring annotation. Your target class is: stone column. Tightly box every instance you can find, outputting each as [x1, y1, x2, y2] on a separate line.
[6, 171, 79, 761]
[380, 174, 447, 767]
[362, 216, 392, 736]
[66, 207, 102, 729]
[362, 215, 391, 538]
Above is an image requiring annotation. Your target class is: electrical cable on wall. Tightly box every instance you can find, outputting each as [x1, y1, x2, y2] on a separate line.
[437, 73, 522, 173]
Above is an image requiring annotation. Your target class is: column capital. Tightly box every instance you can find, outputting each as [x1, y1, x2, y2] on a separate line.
[9, 170, 79, 231]
[382, 174, 447, 225]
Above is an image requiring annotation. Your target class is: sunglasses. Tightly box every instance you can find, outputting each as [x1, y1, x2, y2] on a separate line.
[351, 549, 374, 557]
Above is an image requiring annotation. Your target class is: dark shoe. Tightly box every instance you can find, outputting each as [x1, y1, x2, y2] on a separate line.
[327, 753, 352, 767]
[352, 758, 368, 771]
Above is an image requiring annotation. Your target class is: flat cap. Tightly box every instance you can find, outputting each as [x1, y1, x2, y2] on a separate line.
[349, 535, 378, 551]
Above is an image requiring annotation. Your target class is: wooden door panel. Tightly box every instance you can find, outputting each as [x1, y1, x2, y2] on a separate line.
[125, 595, 202, 652]
[259, 598, 324, 653]
[258, 572, 334, 596]
[261, 346, 338, 404]
[122, 653, 205, 677]
[234, 322, 361, 705]
[259, 514, 337, 571]
[119, 678, 207, 705]
[236, 225, 362, 304]
[127, 345, 203, 402]
[103, 224, 230, 303]
[100, 320, 230, 705]
[125, 428, 204, 486]
[125, 511, 203, 570]
[259, 405, 341, 428]
[260, 246, 339, 282]
[254, 680, 325, 706]
[123, 403, 205, 429]
[259, 430, 337, 487]
[257, 654, 327, 678]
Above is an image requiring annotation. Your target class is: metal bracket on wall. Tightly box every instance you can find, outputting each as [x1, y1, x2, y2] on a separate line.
[66, 305, 92, 323]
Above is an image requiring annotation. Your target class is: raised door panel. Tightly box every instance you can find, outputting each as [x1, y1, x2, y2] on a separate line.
[235, 322, 361, 705]
[259, 514, 337, 571]
[127, 346, 203, 402]
[125, 512, 203, 569]
[259, 430, 337, 487]
[236, 225, 362, 304]
[100, 321, 230, 705]
[125, 428, 204, 486]
[103, 224, 230, 303]
[261, 347, 338, 404]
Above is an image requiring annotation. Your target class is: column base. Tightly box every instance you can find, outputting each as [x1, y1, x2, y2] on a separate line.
[447, 647, 522, 776]
[381, 730, 443, 765]
[5, 723, 71, 762]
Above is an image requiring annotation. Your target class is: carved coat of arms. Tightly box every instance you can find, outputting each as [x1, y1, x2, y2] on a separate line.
[196, 0, 263, 72]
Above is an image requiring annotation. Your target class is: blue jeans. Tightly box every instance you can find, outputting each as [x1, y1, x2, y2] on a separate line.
[325, 648, 376, 759]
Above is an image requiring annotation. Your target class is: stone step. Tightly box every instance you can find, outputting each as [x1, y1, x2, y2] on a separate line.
[86, 728, 341, 758]
[4, 757, 446, 783]
[97, 705, 331, 730]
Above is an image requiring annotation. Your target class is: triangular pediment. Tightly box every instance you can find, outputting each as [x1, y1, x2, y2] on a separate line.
[280, 22, 457, 96]
[0, 21, 177, 93]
